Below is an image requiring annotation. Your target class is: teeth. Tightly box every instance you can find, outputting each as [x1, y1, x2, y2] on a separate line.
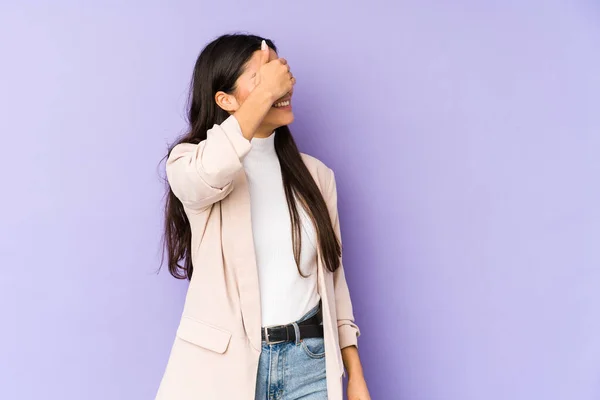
[273, 100, 290, 108]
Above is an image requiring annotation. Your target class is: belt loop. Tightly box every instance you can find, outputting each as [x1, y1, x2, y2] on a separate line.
[292, 322, 301, 345]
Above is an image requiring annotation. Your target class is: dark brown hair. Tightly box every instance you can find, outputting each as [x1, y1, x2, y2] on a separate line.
[162, 33, 341, 280]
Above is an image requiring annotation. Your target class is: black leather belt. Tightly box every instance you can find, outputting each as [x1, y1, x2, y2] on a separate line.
[261, 307, 324, 344]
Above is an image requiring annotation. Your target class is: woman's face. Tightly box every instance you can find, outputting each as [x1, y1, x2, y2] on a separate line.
[233, 48, 294, 136]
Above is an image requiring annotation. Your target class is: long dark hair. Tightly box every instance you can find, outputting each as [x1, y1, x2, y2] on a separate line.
[162, 33, 341, 280]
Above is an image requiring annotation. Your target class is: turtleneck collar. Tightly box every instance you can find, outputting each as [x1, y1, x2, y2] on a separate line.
[249, 131, 276, 156]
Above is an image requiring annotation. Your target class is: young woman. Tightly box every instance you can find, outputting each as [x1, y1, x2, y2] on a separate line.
[156, 34, 371, 400]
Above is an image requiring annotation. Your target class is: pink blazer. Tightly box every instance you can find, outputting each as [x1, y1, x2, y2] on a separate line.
[155, 116, 360, 400]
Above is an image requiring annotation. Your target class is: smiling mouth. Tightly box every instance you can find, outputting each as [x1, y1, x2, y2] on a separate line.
[273, 99, 291, 108]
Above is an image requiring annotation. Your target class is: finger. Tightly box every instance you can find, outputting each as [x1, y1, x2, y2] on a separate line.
[260, 40, 270, 65]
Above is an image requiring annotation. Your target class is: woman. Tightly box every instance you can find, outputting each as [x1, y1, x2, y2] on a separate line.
[156, 33, 371, 400]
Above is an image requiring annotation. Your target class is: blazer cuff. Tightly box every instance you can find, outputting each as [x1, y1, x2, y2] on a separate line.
[338, 323, 360, 349]
[220, 115, 252, 160]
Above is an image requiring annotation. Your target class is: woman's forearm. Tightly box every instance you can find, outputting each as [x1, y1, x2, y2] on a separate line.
[341, 345, 365, 379]
[233, 85, 274, 141]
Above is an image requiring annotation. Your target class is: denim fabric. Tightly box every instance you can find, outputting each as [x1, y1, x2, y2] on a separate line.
[254, 303, 327, 400]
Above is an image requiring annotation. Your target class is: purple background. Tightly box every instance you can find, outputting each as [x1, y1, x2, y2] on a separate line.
[1, 1, 599, 399]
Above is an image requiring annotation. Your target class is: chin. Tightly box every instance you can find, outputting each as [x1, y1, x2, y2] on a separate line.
[281, 112, 295, 126]
[266, 111, 295, 129]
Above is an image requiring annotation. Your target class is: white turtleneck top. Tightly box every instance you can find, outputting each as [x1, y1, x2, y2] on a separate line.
[241, 130, 321, 328]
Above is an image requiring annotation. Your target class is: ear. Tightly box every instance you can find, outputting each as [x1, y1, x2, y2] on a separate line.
[215, 91, 240, 113]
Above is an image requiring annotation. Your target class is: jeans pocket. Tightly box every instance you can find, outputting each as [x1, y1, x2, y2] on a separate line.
[300, 337, 326, 359]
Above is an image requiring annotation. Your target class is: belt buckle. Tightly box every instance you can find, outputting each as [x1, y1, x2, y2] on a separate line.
[263, 326, 288, 345]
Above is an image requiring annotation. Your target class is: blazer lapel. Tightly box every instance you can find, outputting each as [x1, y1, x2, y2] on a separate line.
[222, 169, 262, 352]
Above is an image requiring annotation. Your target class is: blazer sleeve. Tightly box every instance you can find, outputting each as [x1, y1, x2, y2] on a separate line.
[166, 115, 252, 211]
[325, 168, 362, 349]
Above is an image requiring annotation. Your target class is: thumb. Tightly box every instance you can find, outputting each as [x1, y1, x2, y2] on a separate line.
[260, 40, 270, 65]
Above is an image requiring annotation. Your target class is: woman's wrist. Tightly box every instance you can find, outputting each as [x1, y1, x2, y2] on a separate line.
[347, 365, 365, 380]
[252, 82, 277, 104]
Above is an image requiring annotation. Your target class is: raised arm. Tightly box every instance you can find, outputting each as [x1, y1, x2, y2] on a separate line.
[166, 40, 293, 211]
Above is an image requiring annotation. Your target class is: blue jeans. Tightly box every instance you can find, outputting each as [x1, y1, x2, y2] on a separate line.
[254, 303, 327, 400]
